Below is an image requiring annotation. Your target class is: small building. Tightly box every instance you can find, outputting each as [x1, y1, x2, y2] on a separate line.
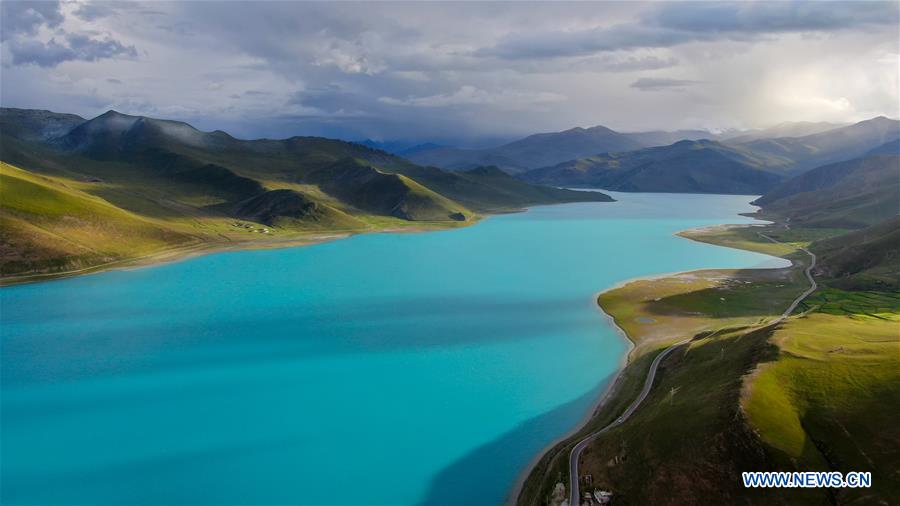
[593, 490, 612, 505]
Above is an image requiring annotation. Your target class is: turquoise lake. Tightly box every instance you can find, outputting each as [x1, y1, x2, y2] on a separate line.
[1, 192, 788, 505]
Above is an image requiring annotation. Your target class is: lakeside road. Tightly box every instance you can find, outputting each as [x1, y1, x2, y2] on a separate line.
[567, 338, 688, 505]
[567, 231, 817, 506]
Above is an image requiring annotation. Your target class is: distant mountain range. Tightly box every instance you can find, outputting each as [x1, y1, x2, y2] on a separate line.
[0, 108, 609, 277]
[404, 125, 712, 173]
[719, 121, 847, 143]
[516, 117, 898, 194]
[3, 106, 898, 278]
[737, 116, 899, 173]
[520, 139, 790, 194]
[403, 118, 897, 181]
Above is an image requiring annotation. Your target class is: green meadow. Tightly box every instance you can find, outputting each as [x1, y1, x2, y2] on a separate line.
[519, 222, 899, 505]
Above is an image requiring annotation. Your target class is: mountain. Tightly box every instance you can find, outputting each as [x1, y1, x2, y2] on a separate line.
[0, 161, 195, 275]
[520, 139, 787, 194]
[354, 139, 428, 154]
[0, 108, 610, 278]
[405, 125, 645, 173]
[738, 117, 900, 173]
[306, 158, 470, 221]
[0, 108, 85, 142]
[752, 149, 900, 228]
[865, 138, 899, 156]
[811, 216, 900, 290]
[231, 189, 366, 229]
[623, 129, 715, 146]
[38, 109, 608, 213]
[405, 145, 523, 173]
[721, 121, 847, 143]
[396, 142, 445, 156]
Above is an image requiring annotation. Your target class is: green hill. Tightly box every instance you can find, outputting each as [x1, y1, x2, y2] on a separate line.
[0, 107, 610, 279]
[520, 139, 787, 194]
[810, 217, 900, 290]
[231, 189, 366, 229]
[753, 153, 899, 228]
[0, 162, 195, 276]
[308, 158, 471, 221]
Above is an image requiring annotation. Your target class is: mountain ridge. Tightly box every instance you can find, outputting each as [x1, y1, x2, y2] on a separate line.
[0, 107, 610, 279]
[519, 138, 789, 194]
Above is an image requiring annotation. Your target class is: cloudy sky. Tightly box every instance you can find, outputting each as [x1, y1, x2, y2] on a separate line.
[1, 1, 898, 145]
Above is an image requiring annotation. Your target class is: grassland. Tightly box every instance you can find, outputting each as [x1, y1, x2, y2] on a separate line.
[517, 222, 899, 505]
[0, 160, 474, 284]
[0, 161, 198, 276]
[744, 290, 900, 503]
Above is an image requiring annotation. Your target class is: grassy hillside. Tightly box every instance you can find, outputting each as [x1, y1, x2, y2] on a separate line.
[307, 158, 471, 221]
[521, 139, 788, 194]
[810, 217, 900, 290]
[0, 162, 196, 276]
[517, 225, 811, 505]
[744, 289, 900, 504]
[231, 189, 366, 229]
[1, 107, 610, 279]
[519, 222, 899, 505]
[753, 153, 899, 228]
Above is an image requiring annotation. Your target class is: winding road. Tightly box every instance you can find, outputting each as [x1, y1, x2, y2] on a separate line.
[567, 232, 817, 505]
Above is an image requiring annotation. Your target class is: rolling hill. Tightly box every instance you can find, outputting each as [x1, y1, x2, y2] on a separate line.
[810, 217, 900, 290]
[0, 107, 610, 278]
[520, 139, 788, 194]
[752, 150, 900, 228]
[0, 161, 196, 276]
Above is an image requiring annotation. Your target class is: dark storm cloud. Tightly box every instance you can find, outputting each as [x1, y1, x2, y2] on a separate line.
[650, 1, 899, 34]
[481, 1, 900, 60]
[0, 1, 64, 41]
[7, 33, 136, 67]
[2, 1, 136, 67]
[630, 77, 701, 91]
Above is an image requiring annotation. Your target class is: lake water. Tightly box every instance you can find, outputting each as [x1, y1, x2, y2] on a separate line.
[1, 192, 788, 505]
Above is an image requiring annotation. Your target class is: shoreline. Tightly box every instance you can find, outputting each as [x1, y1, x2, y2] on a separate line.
[0, 219, 481, 288]
[1, 199, 598, 288]
[505, 292, 636, 505]
[508, 215, 794, 504]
